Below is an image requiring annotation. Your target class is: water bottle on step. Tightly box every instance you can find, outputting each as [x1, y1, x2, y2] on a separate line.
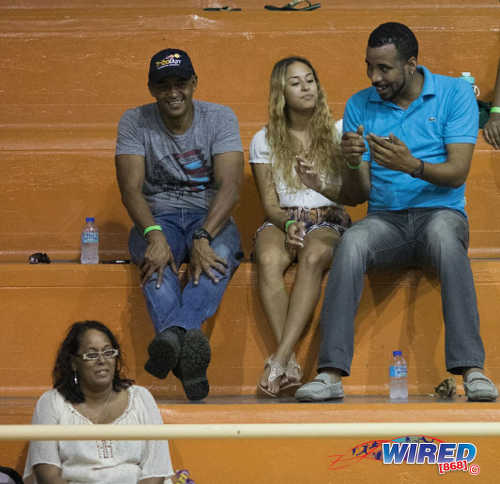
[80, 217, 99, 264]
[389, 350, 408, 401]
[460, 72, 480, 97]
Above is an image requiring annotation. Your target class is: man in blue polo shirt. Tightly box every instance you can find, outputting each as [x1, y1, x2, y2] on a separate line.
[295, 22, 498, 402]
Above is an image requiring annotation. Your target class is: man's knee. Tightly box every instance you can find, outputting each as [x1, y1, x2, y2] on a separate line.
[424, 211, 468, 255]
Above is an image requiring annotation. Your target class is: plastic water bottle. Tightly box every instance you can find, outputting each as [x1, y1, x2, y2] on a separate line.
[389, 350, 408, 400]
[460, 72, 480, 97]
[80, 217, 99, 264]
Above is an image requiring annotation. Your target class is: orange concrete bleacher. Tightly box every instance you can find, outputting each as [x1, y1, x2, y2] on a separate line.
[1, 261, 500, 482]
[1, 262, 500, 399]
[1, 1, 500, 483]
[3, 398, 500, 483]
[1, 1, 499, 259]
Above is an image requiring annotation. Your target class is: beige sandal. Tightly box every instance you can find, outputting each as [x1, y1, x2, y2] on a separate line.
[257, 356, 286, 397]
[282, 353, 303, 391]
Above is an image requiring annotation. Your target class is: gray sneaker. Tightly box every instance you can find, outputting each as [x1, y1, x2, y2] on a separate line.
[295, 373, 344, 402]
[463, 371, 498, 402]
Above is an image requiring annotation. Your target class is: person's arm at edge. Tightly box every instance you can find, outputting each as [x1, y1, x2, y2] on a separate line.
[483, 58, 500, 149]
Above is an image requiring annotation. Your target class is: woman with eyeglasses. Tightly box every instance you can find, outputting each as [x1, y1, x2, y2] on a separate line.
[23, 320, 175, 484]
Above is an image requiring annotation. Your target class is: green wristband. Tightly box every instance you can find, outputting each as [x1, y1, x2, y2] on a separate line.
[490, 106, 500, 114]
[143, 225, 162, 237]
[346, 160, 361, 170]
[284, 219, 297, 232]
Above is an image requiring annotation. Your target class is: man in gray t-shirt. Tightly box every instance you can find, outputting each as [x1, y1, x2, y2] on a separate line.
[115, 48, 244, 401]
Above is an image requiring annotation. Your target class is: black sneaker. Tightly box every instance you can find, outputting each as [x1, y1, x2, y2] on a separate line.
[175, 329, 211, 401]
[144, 327, 185, 379]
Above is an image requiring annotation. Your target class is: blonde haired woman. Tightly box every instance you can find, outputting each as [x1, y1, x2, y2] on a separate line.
[250, 56, 353, 397]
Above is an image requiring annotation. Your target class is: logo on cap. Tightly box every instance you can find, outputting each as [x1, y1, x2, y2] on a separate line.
[156, 53, 182, 70]
[149, 48, 195, 83]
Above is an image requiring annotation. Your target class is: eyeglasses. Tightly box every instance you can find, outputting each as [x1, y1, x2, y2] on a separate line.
[77, 349, 119, 361]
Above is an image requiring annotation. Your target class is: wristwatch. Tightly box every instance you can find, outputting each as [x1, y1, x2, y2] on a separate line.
[192, 228, 213, 243]
[410, 159, 425, 178]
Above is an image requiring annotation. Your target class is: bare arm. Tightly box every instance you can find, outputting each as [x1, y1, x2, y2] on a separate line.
[251, 162, 305, 249]
[139, 478, 165, 484]
[115, 154, 157, 231]
[251, 162, 289, 230]
[367, 134, 473, 188]
[200, 151, 244, 237]
[115, 154, 177, 287]
[33, 464, 68, 484]
[337, 161, 371, 206]
[295, 125, 370, 206]
[338, 125, 370, 205]
[189, 151, 243, 285]
[483, 58, 500, 149]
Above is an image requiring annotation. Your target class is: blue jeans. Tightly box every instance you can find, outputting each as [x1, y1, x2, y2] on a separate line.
[129, 210, 242, 334]
[318, 208, 485, 376]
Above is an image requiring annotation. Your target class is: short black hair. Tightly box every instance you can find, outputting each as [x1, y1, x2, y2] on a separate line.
[368, 22, 418, 61]
[53, 320, 134, 403]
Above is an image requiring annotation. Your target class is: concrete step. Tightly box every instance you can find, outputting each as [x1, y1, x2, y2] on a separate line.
[0, 3, 498, 260]
[1, 395, 499, 482]
[0, 261, 499, 399]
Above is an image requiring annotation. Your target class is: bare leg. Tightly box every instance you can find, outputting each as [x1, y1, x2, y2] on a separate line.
[270, 228, 341, 393]
[255, 225, 294, 390]
[255, 225, 294, 342]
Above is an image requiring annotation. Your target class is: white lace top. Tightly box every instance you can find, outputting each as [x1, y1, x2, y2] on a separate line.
[23, 386, 174, 484]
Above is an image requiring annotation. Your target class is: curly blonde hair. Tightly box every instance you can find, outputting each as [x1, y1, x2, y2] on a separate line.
[266, 56, 342, 190]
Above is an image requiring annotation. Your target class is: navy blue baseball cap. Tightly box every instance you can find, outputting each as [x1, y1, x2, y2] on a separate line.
[148, 48, 196, 83]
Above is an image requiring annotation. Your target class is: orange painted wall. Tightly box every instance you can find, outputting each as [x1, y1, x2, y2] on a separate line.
[0, 2, 499, 259]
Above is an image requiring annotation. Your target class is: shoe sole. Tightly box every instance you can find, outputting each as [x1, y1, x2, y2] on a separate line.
[295, 394, 344, 402]
[257, 383, 279, 398]
[466, 391, 498, 402]
[145, 334, 181, 379]
[176, 330, 211, 401]
[295, 385, 344, 402]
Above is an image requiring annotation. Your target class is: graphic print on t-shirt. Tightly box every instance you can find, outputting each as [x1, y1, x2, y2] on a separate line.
[150, 149, 212, 197]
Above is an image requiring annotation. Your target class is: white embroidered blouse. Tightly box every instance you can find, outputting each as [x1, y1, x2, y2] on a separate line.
[23, 385, 174, 484]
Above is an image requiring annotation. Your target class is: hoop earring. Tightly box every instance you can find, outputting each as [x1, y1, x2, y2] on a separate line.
[73, 371, 79, 386]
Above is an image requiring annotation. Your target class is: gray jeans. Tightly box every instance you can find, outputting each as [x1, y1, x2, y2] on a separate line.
[318, 208, 485, 376]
